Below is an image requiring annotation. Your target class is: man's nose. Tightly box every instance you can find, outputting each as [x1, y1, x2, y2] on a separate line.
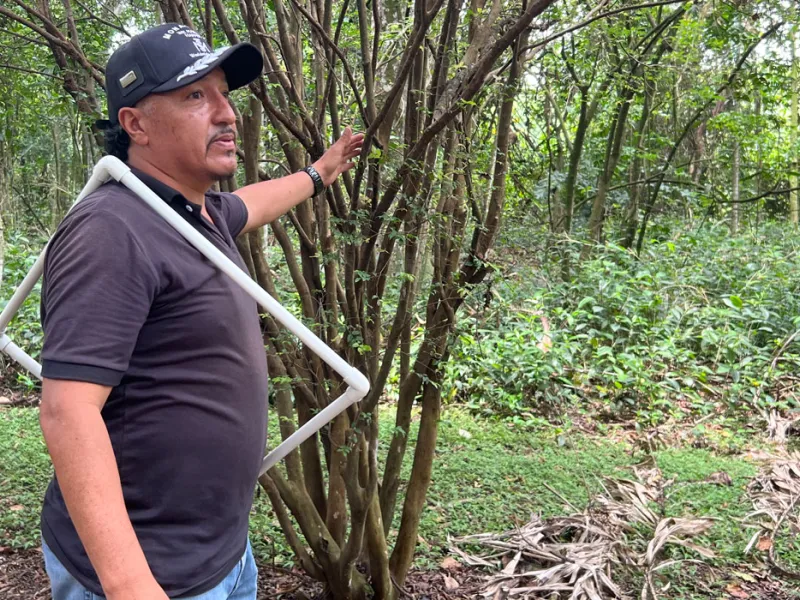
[213, 90, 235, 125]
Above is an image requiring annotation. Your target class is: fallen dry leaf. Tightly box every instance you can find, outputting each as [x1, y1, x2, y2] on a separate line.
[500, 551, 521, 576]
[706, 471, 733, 486]
[443, 575, 460, 591]
[492, 588, 509, 600]
[440, 557, 460, 570]
[756, 536, 773, 551]
[726, 584, 748, 599]
[741, 449, 781, 463]
[732, 570, 757, 583]
[9, 505, 23, 511]
[0, 396, 12, 405]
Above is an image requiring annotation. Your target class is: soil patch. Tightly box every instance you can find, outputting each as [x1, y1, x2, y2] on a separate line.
[0, 545, 488, 599]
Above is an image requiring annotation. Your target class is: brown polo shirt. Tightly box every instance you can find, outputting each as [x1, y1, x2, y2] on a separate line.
[38, 166, 269, 597]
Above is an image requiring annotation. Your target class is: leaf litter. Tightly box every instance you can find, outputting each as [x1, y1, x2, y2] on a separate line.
[449, 461, 717, 599]
[744, 450, 800, 581]
[449, 446, 800, 599]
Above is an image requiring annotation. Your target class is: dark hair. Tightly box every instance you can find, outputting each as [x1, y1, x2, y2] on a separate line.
[103, 123, 131, 162]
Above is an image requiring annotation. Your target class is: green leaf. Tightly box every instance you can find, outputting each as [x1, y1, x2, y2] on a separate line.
[723, 295, 743, 310]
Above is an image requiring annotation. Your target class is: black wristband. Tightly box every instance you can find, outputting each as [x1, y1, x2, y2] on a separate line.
[302, 165, 325, 196]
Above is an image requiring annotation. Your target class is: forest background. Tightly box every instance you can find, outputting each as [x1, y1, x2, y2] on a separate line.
[1, 0, 800, 598]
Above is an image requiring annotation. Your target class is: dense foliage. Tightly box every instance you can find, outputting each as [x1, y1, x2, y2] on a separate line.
[447, 218, 800, 426]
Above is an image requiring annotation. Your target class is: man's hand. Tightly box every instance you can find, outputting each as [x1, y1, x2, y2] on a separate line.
[106, 579, 169, 600]
[312, 127, 365, 186]
[237, 126, 366, 232]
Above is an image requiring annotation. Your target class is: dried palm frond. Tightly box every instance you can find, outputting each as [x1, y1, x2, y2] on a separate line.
[766, 409, 800, 443]
[449, 468, 715, 599]
[745, 453, 800, 579]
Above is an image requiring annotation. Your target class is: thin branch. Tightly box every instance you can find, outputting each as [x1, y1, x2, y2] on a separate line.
[0, 63, 64, 80]
[250, 25, 323, 155]
[73, 0, 131, 35]
[287, 210, 317, 252]
[211, 0, 241, 44]
[359, 0, 557, 273]
[767, 494, 800, 580]
[371, 0, 380, 82]
[317, 0, 349, 129]
[9, 0, 106, 78]
[250, 82, 315, 154]
[259, 158, 292, 175]
[522, 0, 695, 54]
[11, 184, 49, 234]
[286, 0, 370, 128]
[0, 27, 51, 47]
[0, 5, 71, 51]
[561, 40, 584, 87]
[367, 0, 444, 138]
[355, 0, 375, 123]
[716, 186, 800, 204]
[258, 473, 326, 580]
[0, 4, 105, 86]
[349, 0, 445, 205]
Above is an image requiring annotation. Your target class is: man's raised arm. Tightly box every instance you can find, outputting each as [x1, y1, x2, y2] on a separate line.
[235, 127, 364, 233]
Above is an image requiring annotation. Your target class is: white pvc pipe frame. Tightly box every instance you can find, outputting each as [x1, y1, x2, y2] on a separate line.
[0, 155, 370, 476]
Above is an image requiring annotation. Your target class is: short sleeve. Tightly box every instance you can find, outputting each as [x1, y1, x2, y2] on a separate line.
[217, 193, 249, 238]
[40, 207, 159, 386]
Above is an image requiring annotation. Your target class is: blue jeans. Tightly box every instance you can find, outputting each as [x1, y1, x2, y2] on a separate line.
[42, 537, 258, 600]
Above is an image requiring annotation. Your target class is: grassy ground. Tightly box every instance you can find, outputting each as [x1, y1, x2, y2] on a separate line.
[1, 402, 797, 598]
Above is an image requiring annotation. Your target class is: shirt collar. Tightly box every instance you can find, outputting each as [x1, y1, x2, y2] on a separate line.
[127, 166, 203, 212]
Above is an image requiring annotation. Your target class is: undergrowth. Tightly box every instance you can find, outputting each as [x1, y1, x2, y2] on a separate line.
[446, 219, 800, 427]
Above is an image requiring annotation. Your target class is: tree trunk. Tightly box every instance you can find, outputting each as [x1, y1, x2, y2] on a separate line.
[51, 122, 64, 229]
[0, 135, 5, 289]
[621, 78, 652, 249]
[731, 136, 740, 235]
[791, 18, 798, 226]
[584, 88, 632, 253]
[560, 92, 589, 235]
[635, 21, 783, 254]
[755, 92, 763, 226]
[0, 191, 4, 291]
[389, 11, 531, 585]
[388, 366, 444, 585]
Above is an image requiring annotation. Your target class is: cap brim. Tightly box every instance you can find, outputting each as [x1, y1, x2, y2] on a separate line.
[151, 42, 263, 94]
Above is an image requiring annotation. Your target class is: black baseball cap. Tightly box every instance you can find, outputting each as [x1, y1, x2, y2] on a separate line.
[98, 23, 263, 128]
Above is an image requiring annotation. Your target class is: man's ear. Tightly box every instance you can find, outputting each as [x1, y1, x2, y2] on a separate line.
[118, 106, 149, 146]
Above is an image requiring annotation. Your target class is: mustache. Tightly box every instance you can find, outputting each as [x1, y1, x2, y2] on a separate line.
[207, 127, 236, 147]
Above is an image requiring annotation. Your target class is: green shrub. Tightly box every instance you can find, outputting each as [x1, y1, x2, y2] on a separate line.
[445, 219, 800, 425]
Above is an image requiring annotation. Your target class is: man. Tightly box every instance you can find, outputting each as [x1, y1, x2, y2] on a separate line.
[37, 23, 363, 600]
